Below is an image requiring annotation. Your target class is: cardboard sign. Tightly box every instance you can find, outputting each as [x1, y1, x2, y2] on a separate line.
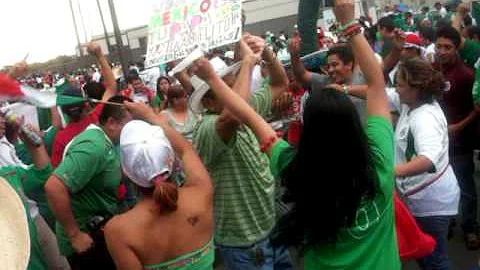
[145, 0, 242, 68]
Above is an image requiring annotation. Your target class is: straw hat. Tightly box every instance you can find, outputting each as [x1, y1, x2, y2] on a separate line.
[0, 177, 30, 270]
[189, 57, 241, 114]
[120, 120, 175, 188]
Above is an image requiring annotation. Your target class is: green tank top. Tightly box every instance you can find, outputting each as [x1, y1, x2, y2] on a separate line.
[144, 238, 214, 270]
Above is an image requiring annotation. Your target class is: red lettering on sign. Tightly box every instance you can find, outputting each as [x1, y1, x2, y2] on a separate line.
[200, 0, 211, 13]
[163, 11, 171, 25]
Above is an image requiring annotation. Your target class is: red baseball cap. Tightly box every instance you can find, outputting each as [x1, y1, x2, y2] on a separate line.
[403, 33, 422, 49]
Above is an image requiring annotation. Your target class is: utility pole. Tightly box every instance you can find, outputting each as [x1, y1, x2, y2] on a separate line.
[77, 0, 89, 43]
[107, 0, 129, 79]
[96, 0, 112, 54]
[69, 0, 83, 56]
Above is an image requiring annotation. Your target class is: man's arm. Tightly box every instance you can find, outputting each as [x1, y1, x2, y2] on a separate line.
[452, 4, 468, 50]
[383, 30, 404, 74]
[263, 49, 289, 100]
[86, 42, 117, 102]
[449, 110, 478, 135]
[289, 35, 313, 86]
[215, 48, 258, 142]
[45, 175, 93, 253]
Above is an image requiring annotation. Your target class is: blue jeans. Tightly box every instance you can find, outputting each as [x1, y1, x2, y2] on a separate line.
[416, 216, 452, 270]
[218, 238, 293, 270]
[451, 153, 478, 233]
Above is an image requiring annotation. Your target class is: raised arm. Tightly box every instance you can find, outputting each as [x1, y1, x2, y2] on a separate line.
[289, 34, 313, 86]
[211, 38, 263, 142]
[86, 42, 117, 102]
[246, 35, 289, 100]
[124, 102, 213, 193]
[335, 0, 389, 120]
[451, 3, 468, 50]
[191, 56, 278, 156]
[383, 30, 404, 74]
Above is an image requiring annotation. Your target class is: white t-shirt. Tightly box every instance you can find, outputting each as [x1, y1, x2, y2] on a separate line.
[0, 136, 40, 218]
[0, 136, 26, 168]
[423, 43, 436, 63]
[388, 91, 460, 217]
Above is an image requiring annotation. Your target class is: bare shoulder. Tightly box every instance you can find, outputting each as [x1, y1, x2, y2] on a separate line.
[104, 211, 138, 240]
[104, 215, 126, 237]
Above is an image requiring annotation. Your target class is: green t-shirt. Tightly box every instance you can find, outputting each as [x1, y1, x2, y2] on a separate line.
[459, 39, 480, 69]
[153, 95, 164, 109]
[0, 165, 52, 270]
[473, 62, 480, 105]
[193, 79, 275, 247]
[380, 38, 393, 59]
[54, 125, 121, 256]
[270, 116, 401, 270]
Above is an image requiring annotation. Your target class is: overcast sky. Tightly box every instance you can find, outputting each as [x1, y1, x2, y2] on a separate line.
[0, 0, 160, 68]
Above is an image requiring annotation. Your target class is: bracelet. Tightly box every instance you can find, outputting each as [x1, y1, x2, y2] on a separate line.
[343, 84, 350, 95]
[260, 136, 277, 153]
[338, 23, 362, 42]
[336, 19, 357, 34]
[339, 23, 362, 37]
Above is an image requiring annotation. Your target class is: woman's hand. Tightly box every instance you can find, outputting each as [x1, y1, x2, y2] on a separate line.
[124, 101, 156, 122]
[333, 0, 355, 25]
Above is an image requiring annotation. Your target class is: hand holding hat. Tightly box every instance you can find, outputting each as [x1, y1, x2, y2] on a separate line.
[190, 57, 218, 82]
[243, 33, 266, 57]
[239, 37, 261, 65]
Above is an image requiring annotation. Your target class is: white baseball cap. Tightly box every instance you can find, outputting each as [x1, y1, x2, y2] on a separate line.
[120, 120, 175, 188]
[189, 57, 241, 114]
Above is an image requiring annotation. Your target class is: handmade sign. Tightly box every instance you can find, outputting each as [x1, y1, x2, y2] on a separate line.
[145, 0, 242, 67]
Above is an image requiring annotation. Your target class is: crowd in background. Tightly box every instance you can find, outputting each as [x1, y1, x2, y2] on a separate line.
[3, 0, 480, 270]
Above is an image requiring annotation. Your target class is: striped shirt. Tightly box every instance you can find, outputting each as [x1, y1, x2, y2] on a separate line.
[193, 80, 275, 246]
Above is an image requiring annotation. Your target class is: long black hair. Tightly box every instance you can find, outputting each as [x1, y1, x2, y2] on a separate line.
[272, 88, 379, 247]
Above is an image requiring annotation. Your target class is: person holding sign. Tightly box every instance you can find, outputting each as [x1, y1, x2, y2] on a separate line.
[188, 36, 292, 269]
[188, 0, 401, 269]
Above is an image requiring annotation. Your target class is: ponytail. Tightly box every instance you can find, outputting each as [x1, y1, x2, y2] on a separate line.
[153, 181, 178, 212]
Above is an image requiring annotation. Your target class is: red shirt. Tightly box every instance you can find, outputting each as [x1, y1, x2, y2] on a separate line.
[287, 88, 306, 147]
[439, 57, 475, 154]
[51, 104, 105, 167]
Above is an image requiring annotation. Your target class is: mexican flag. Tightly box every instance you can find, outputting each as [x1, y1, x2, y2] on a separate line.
[0, 73, 86, 108]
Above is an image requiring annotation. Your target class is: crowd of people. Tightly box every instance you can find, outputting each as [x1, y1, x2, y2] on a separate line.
[2, 0, 480, 269]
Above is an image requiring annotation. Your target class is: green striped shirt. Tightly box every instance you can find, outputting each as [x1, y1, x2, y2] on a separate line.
[193, 80, 275, 246]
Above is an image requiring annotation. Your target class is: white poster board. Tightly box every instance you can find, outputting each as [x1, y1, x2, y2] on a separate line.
[322, 8, 336, 29]
[145, 0, 243, 68]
